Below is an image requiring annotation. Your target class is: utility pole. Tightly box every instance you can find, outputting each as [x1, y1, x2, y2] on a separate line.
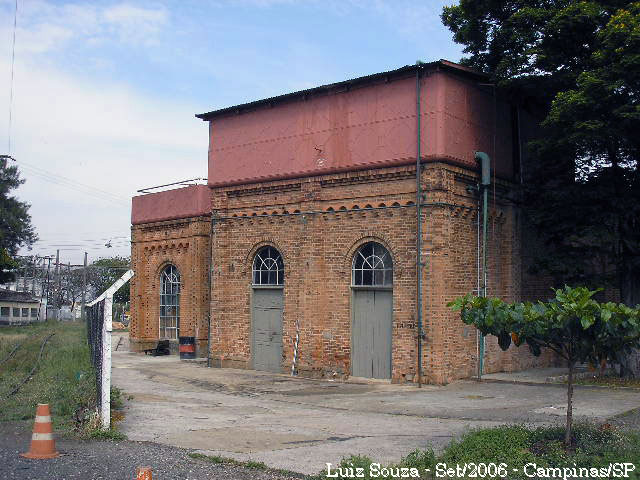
[20, 260, 26, 291]
[55, 249, 60, 313]
[31, 255, 37, 294]
[67, 262, 71, 316]
[44, 256, 52, 321]
[82, 252, 87, 322]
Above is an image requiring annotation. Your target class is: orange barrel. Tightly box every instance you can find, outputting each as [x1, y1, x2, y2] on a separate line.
[178, 336, 196, 359]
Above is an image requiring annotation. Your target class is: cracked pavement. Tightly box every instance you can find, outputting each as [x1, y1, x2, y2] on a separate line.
[112, 334, 640, 475]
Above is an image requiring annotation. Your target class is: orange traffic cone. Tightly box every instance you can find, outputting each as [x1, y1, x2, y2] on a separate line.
[20, 404, 59, 459]
[136, 466, 153, 479]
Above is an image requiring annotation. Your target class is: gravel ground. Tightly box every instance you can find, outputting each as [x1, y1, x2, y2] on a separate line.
[0, 422, 306, 480]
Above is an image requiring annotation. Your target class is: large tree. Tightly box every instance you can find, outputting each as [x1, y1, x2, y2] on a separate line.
[87, 256, 131, 304]
[442, 1, 640, 305]
[0, 157, 37, 283]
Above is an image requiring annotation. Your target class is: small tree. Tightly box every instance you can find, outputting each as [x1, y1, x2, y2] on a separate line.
[449, 286, 640, 448]
[59, 268, 86, 312]
[87, 256, 131, 304]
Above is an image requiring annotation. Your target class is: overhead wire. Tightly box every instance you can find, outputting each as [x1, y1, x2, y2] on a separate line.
[7, 0, 17, 154]
[31, 235, 131, 247]
[4, 1, 130, 213]
[13, 160, 130, 207]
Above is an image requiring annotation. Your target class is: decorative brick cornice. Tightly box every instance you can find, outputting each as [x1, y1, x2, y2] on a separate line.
[226, 183, 301, 198]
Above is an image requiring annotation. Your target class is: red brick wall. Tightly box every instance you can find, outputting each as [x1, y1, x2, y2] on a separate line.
[207, 162, 557, 383]
[130, 216, 210, 354]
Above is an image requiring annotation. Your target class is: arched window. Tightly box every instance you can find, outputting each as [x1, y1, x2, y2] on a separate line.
[252, 246, 284, 285]
[160, 264, 180, 339]
[352, 242, 393, 286]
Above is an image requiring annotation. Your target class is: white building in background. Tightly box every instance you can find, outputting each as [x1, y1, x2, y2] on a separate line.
[0, 288, 42, 325]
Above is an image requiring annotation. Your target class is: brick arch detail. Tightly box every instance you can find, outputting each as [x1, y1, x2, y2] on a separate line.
[342, 233, 400, 280]
[242, 239, 288, 279]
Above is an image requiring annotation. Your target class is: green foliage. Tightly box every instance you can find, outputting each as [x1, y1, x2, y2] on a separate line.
[110, 386, 125, 410]
[88, 427, 126, 441]
[441, 425, 537, 471]
[399, 448, 437, 472]
[245, 460, 268, 470]
[448, 286, 640, 365]
[326, 455, 375, 480]
[321, 425, 639, 480]
[0, 322, 95, 430]
[88, 256, 131, 303]
[0, 157, 37, 283]
[189, 452, 226, 463]
[449, 286, 640, 445]
[188, 452, 227, 464]
[187, 452, 267, 470]
[442, 1, 640, 305]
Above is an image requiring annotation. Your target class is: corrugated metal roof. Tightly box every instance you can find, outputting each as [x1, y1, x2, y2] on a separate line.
[0, 288, 40, 303]
[195, 59, 488, 121]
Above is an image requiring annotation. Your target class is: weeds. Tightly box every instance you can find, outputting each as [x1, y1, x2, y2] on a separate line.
[320, 424, 640, 480]
[0, 321, 126, 440]
[0, 322, 95, 429]
[188, 452, 267, 470]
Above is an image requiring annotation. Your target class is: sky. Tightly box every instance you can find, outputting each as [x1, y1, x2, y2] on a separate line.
[0, 0, 463, 266]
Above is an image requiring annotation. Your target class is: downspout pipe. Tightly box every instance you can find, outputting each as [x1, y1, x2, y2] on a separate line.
[207, 214, 215, 368]
[474, 151, 491, 379]
[416, 62, 424, 387]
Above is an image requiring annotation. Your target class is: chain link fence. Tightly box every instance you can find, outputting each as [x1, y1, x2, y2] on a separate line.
[86, 299, 105, 414]
[85, 269, 133, 430]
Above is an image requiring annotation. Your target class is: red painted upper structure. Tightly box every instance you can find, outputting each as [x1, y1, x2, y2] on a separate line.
[196, 60, 520, 187]
[131, 185, 209, 225]
[132, 60, 530, 224]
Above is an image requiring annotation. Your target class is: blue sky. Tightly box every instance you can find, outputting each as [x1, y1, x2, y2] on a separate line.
[0, 0, 462, 265]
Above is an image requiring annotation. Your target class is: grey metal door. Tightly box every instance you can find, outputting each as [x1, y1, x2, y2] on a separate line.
[252, 288, 283, 372]
[352, 288, 392, 379]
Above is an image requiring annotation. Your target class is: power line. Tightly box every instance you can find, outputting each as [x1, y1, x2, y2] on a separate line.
[13, 159, 130, 207]
[16, 159, 129, 201]
[32, 237, 131, 247]
[7, 0, 17, 154]
[32, 235, 130, 244]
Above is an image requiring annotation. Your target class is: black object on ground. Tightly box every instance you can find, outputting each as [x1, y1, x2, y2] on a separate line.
[143, 340, 170, 356]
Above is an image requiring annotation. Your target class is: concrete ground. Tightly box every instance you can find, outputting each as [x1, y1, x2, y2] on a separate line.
[112, 334, 640, 475]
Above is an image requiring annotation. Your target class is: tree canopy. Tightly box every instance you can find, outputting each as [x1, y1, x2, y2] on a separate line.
[87, 256, 131, 304]
[442, 1, 640, 305]
[0, 157, 37, 283]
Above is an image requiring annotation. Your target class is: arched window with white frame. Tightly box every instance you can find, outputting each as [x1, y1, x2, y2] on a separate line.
[159, 264, 180, 339]
[252, 246, 284, 286]
[352, 242, 393, 287]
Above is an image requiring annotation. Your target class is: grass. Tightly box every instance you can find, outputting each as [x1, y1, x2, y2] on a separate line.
[188, 452, 284, 474]
[0, 321, 125, 439]
[573, 374, 640, 389]
[321, 424, 640, 479]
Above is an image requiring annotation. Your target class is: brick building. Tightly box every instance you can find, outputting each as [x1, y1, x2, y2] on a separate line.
[130, 60, 556, 384]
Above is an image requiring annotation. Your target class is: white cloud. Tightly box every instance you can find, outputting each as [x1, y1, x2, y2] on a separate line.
[102, 3, 169, 45]
[3, 56, 206, 263]
[1, 1, 169, 57]
[14, 23, 74, 55]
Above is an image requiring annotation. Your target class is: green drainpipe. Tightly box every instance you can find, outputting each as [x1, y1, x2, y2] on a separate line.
[474, 151, 491, 379]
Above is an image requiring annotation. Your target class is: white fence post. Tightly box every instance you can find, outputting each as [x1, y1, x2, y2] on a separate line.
[87, 269, 133, 430]
[101, 294, 113, 430]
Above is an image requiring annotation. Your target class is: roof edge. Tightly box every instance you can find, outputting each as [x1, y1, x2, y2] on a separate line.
[195, 59, 488, 121]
